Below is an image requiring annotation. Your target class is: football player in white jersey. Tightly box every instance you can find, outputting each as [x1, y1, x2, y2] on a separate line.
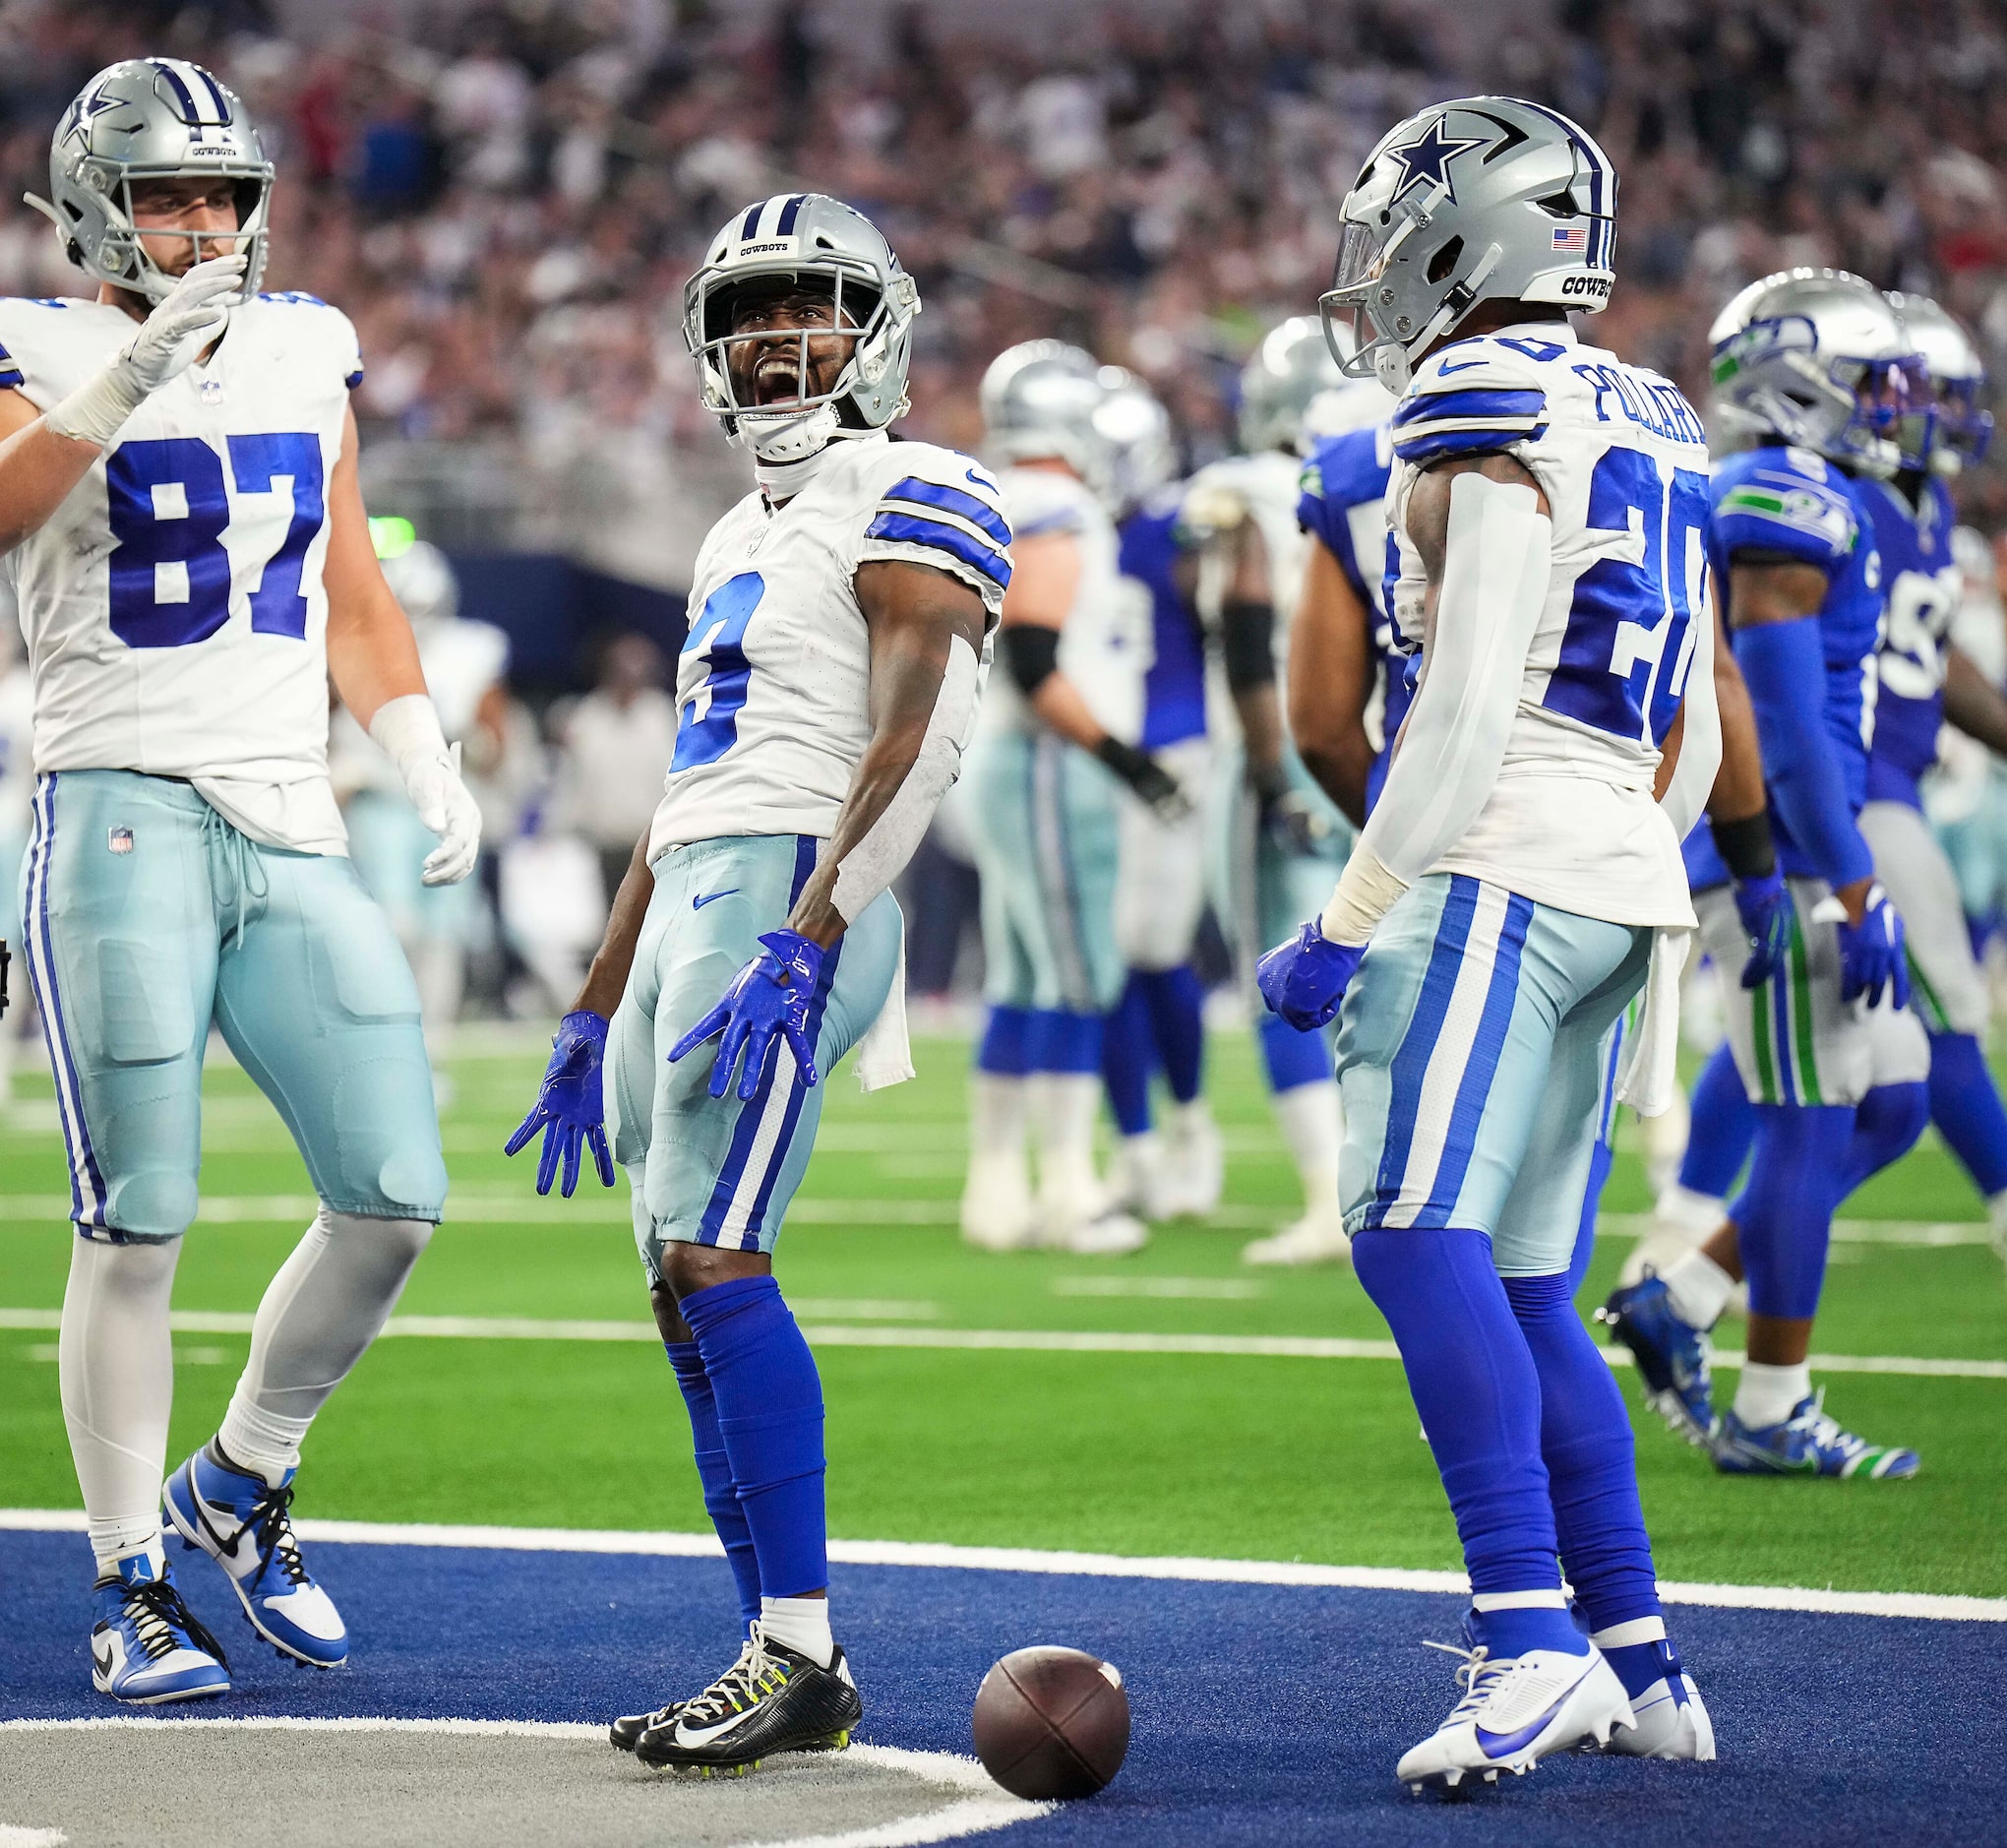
[1262, 98, 1727, 1789]
[0, 60, 479, 1705]
[506, 194, 1005, 1775]
[957, 341, 1186, 1256]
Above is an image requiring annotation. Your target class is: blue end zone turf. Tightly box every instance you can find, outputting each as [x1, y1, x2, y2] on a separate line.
[3, 1528, 1998, 1845]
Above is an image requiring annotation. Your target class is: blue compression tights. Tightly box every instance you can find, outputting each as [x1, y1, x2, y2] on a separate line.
[665, 1338, 761, 1628]
[1927, 1032, 2007, 1198]
[1678, 1041, 1756, 1199]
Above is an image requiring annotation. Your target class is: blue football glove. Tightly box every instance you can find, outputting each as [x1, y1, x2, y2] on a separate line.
[1256, 918, 1365, 1032]
[504, 1009, 615, 1198]
[1836, 882, 1910, 1010]
[1733, 869, 1793, 991]
[669, 928, 824, 1101]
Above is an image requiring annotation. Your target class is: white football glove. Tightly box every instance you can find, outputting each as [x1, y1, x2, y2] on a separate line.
[369, 694, 483, 887]
[44, 255, 248, 448]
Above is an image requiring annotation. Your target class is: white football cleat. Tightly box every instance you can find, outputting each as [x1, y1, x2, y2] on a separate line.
[1160, 1100, 1224, 1217]
[960, 1152, 1040, 1252]
[1605, 1669, 1716, 1760]
[1055, 1207, 1150, 1256]
[1107, 1131, 1179, 1220]
[1396, 1641, 1633, 1795]
[1243, 1205, 1353, 1267]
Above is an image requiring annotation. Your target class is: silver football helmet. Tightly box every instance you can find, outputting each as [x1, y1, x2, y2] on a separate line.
[1094, 370, 1176, 513]
[683, 192, 920, 463]
[1320, 95, 1617, 394]
[1887, 292, 1992, 474]
[1709, 269, 1925, 478]
[1239, 317, 1345, 455]
[980, 339, 1120, 495]
[30, 59, 272, 303]
[379, 537, 459, 630]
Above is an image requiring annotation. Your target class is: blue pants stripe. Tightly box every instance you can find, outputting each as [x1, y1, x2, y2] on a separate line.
[1410, 892, 1535, 1231]
[26, 776, 107, 1230]
[1368, 876, 1479, 1221]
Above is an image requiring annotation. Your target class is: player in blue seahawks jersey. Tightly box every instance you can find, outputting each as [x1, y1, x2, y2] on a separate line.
[1264, 98, 1725, 1791]
[1101, 442, 1225, 1221]
[1606, 271, 1934, 1483]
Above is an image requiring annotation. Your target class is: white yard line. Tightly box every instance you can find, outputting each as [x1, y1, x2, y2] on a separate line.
[4, 1305, 2004, 1379]
[3, 1508, 1999, 1623]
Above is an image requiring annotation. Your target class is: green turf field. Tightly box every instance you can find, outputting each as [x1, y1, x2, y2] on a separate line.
[4, 1024, 2003, 1597]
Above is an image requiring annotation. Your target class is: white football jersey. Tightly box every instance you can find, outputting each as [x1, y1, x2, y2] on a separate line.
[1384, 323, 1710, 926]
[979, 464, 1147, 744]
[648, 433, 1007, 857]
[0, 291, 363, 852]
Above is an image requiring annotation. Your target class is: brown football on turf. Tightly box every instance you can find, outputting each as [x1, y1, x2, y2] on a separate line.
[972, 1644, 1130, 1799]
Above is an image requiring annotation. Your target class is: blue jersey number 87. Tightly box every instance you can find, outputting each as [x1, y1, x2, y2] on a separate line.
[1546, 446, 1710, 746]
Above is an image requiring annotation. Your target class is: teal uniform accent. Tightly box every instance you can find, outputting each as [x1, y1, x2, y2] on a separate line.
[20, 770, 445, 1239]
[606, 833, 900, 1268]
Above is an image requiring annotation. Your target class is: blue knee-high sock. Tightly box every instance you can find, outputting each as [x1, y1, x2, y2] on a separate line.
[1137, 965, 1204, 1105]
[1565, 1137, 1615, 1295]
[1352, 1227, 1580, 1658]
[1927, 1032, 2007, 1197]
[978, 1004, 1033, 1077]
[1257, 1011, 1331, 1095]
[664, 1339, 762, 1629]
[1027, 1008, 1103, 1075]
[1102, 975, 1155, 1138]
[1678, 1041, 1756, 1199]
[1841, 1080, 1928, 1195]
[1731, 1104, 1855, 1321]
[1499, 1272, 1662, 1690]
[680, 1276, 826, 1599]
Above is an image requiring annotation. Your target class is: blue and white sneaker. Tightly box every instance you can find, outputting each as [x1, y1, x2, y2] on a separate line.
[91, 1555, 230, 1705]
[1713, 1392, 1919, 1480]
[1599, 1274, 1718, 1445]
[163, 1447, 347, 1667]
[1396, 1636, 1633, 1794]
[1603, 1641, 1717, 1760]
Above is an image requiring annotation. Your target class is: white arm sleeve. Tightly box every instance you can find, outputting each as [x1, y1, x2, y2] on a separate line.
[1321, 471, 1551, 943]
[1657, 602, 1722, 842]
[830, 634, 982, 927]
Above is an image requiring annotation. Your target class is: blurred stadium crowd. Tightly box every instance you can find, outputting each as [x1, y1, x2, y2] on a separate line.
[1, 0, 2005, 1037]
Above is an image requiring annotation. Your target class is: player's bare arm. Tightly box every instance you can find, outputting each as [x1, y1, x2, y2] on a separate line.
[1407, 450, 1552, 616]
[786, 558, 987, 948]
[1289, 533, 1377, 828]
[1942, 643, 2007, 758]
[1210, 512, 1287, 782]
[1002, 523, 1098, 747]
[1707, 610, 1769, 825]
[322, 404, 426, 723]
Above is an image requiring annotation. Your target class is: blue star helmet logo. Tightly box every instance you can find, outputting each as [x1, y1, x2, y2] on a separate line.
[61, 83, 124, 154]
[1382, 114, 1490, 208]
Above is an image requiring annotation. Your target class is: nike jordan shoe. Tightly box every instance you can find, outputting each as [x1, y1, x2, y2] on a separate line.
[163, 1446, 347, 1667]
[1713, 1393, 1919, 1479]
[1396, 1633, 1633, 1795]
[90, 1555, 231, 1705]
[1599, 1273, 1719, 1445]
[635, 1624, 862, 1776]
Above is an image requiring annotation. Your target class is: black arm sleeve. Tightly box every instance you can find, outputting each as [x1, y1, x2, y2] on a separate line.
[1220, 600, 1277, 694]
[1002, 624, 1062, 698]
[1712, 809, 1778, 881]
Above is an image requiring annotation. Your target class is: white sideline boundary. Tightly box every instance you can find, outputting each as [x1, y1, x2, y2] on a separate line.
[4, 1508, 2001, 1624]
[0, 1719, 1049, 1848]
[3, 1305, 2003, 1381]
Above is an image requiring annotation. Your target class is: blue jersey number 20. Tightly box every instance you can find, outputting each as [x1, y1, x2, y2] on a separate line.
[672, 571, 764, 770]
[105, 433, 327, 649]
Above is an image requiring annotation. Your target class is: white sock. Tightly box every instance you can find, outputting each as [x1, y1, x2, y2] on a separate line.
[1987, 1189, 2007, 1247]
[967, 1073, 1029, 1160]
[1661, 1249, 1736, 1331]
[1272, 1080, 1341, 1213]
[1733, 1359, 1811, 1430]
[60, 1236, 179, 1578]
[760, 1594, 833, 1667]
[1031, 1073, 1102, 1200]
[218, 1207, 433, 1486]
[1654, 1182, 1726, 1240]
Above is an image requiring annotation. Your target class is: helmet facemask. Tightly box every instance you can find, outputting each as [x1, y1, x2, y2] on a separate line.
[1713, 315, 1926, 477]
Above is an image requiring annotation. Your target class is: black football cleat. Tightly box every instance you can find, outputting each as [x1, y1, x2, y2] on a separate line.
[610, 1634, 756, 1752]
[634, 1625, 862, 1776]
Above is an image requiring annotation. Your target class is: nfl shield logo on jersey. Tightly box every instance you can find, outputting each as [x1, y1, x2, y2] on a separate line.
[107, 826, 133, 854]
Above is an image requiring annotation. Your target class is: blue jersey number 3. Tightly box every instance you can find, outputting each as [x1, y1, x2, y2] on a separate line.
[672, 571, 764, 770]
[105, 433, 327, 648]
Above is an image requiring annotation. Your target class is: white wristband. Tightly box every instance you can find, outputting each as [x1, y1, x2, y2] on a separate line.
[42, 361, 147, 450]
[368, 693, 451, 778]
[1320, 845, 1409, 947]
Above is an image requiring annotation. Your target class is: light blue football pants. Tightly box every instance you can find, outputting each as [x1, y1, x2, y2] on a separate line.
[1336, 872, 1650, 1274]
[345, 788, 480, 943]
[606, 834, 900, 1269]
[1208, 735, 1355, 980]
[20, 770, 446, 1240]
[962, 730, 1125, 1015]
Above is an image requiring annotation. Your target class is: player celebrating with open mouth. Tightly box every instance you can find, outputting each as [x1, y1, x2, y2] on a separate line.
[507, 194, 1007, 1776]
[4, 59, 477, 1705]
